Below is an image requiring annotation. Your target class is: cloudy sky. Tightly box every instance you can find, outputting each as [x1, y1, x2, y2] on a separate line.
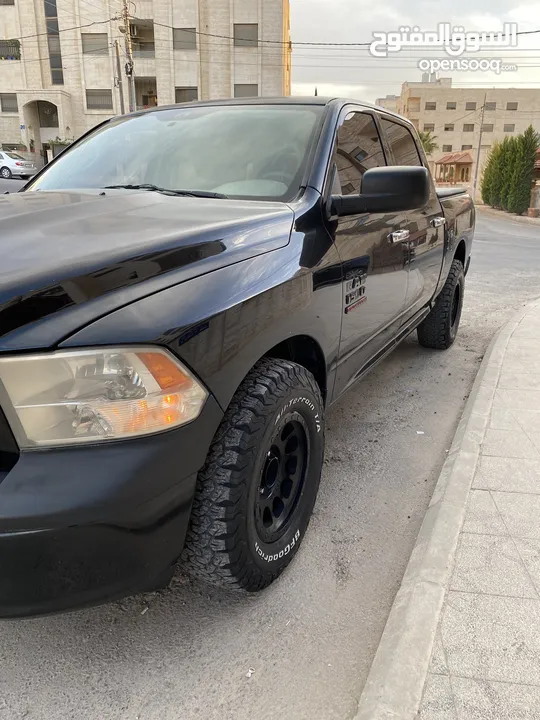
[289, 0, 540, 102]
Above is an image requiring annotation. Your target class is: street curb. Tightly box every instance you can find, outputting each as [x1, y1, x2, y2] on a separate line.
[476, 204, 540, 227]
[354, 299, 540, 720]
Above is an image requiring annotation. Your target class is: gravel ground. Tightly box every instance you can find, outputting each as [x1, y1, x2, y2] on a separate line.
[1, 210, 539, 720]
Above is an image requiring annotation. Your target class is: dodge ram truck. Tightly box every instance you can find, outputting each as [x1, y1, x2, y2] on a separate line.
[0, 97, 474, 616]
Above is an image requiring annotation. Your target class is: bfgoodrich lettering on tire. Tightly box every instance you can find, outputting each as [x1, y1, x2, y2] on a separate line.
[183, 358, 325, 591]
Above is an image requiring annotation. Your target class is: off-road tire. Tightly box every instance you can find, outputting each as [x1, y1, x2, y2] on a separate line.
[0, 167, 12, 179]
[417, 259, 465, 350]
[183, 358, 325, 591]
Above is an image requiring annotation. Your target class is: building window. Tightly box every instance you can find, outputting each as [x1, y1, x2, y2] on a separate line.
[44, 0, 64, 84]
[0, 93, 18, 112]
[444, 124, 454, 131]
[484, 101, 496, 111]
[461, 144, 472, 150]
[173, 28, 196, 50]
[86, 89, 113, 110]
[465, 102, 476, 110]
[0, 0, 15, 4]
[446, 102, 456, 110]
[442, 144, 452, 152]
[233, 24, 258, 47]
[175, 86, 198, 103]
[506, 102, 518, 111]
[81, 33, 108, 55]
[425, 101, 436, 110]
[463, 124, 474, 132]
[482, 123, 494, 132]
[504, 123, 515, 132]
[234, 83, 258, 98]
[423, 123, 435, 131]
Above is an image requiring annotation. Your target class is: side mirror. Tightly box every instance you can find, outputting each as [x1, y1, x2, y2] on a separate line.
[331, 166, 430, 216]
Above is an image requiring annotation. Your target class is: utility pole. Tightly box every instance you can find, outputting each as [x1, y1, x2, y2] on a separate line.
[120, 0, 136, 113]
[114, 40, 125, 114]
[472, 92, 487, 200]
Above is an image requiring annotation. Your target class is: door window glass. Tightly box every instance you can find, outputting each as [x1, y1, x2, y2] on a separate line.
[381, 119, 422, 166]
[335, 112, 385, 195]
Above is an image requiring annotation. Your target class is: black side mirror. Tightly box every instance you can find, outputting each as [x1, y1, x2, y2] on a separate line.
[331, 166, 430, 216]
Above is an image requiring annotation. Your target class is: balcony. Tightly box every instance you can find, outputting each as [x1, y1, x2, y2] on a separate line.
[130, 19, 155, 74]
[132, 42, 155, 59]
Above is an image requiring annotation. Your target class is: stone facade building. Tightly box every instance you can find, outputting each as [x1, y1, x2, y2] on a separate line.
[0, 0, 291, 158]
[377, 78, 540, 199]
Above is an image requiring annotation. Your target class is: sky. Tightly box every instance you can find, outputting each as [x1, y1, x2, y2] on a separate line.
[289, 0, 540, 102]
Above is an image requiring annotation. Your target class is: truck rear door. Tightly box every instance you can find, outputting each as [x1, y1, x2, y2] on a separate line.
[379, 117, 445, 320]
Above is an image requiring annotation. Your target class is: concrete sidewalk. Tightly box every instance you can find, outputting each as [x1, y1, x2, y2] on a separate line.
[476, 204, 540, 226]
[356, 299, 540, 720]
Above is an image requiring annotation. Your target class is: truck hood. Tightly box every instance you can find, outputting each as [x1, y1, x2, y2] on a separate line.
[0, 189, 294, 350]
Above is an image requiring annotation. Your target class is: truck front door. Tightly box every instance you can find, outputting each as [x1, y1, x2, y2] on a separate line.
[329, 109, 409, 399]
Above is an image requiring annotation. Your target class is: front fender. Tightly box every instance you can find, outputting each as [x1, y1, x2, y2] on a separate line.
[61, 242, 343, 412]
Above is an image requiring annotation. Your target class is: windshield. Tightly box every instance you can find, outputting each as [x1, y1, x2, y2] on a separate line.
[27, 104, 324, 201]
[6, 152, 24, 160]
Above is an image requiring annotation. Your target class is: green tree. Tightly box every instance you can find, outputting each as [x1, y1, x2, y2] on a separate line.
[418, 130, 439, 156]
[481, 141, 500, 205]
[500, 136, 519, 210]
[490, 136, 514, 208]
[507, 125, 540, 215]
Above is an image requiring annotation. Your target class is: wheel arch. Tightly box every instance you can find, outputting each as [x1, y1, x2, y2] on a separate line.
[453, 238, 467, 268]
[263, 335, 328, 404]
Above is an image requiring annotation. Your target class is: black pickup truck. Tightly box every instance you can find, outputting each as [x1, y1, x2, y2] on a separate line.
[0, 97, 474, 616]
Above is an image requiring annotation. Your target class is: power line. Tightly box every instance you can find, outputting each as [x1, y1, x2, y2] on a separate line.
[16, 18, 113, 42]
[151, 22, 540, 46]
[13, 16, 540, 53]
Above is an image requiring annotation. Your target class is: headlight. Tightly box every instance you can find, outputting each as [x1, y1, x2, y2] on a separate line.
[0, 347, 207, 447]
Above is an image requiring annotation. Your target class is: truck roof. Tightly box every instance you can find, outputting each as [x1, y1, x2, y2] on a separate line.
[126, 96, 406, 123]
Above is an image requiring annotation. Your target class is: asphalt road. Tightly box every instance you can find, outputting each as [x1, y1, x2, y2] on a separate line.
[0, 178, 25, 193]
[2, 211, 540, 720]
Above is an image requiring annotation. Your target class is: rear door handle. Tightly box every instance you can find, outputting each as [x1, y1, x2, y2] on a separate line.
[388, 229, 410, 244]
[431, 216, 446, 227]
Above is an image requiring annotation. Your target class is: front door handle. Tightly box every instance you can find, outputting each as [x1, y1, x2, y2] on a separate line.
[431, 216, 446, 228]
[388, 229, 410, 244]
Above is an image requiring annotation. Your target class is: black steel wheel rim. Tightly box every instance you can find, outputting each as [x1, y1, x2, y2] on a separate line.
[255, 417, 309, 544]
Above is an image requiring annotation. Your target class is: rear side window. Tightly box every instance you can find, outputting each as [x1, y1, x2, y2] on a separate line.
[335, 112, 386, 195]
[381, 119, 422, 166]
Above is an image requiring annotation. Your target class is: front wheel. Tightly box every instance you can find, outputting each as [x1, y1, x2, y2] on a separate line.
[417, 259, 465, 349]
[183, 358, 325, 591]
[0, 167, 12, 179]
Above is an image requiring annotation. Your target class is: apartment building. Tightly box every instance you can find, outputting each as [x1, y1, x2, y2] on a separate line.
[377, 78, 540, 198]
[0, 0, 291, 158]
[375, 94, 398, 113]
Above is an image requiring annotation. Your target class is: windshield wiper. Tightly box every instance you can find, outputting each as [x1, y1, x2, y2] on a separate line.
[104, 184, 229, 199]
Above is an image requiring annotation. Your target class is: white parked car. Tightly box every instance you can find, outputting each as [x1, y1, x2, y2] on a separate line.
[0, 151, 38, 179]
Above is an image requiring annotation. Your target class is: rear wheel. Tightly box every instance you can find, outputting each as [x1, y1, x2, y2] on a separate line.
[0, 167, 12, 179]
[417, 259, 464, 350]
[183, 358, 325, 591]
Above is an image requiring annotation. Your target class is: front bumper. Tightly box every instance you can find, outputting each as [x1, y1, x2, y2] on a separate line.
[0, 396, 222, 618]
